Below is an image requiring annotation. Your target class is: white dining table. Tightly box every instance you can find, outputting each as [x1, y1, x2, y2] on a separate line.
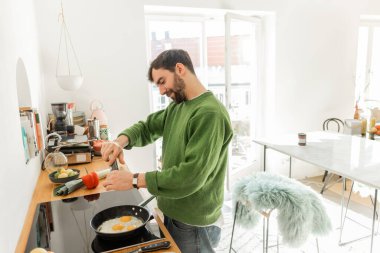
[253, 131, 380, 253]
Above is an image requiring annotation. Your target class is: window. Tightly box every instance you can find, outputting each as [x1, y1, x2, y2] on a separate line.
[145, 7, 266, 189]
[355, 18, 380, 112]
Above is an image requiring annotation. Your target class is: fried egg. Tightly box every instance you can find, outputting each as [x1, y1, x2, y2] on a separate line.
[98, 215, 143, 233]
[112, 224, 125, 231]
[120, 215, 132, 222]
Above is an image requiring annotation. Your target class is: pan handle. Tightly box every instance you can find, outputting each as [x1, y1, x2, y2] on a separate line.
[138, 195, 156, 207]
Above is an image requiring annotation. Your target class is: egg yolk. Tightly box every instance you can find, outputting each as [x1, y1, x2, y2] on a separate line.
[112, 224, 125, 231]
[127, 225, 137, 231]
[120, 216, 132, 222]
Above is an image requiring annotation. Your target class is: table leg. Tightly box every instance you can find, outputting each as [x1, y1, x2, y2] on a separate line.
[289, 156, 292, 178]
[370, 189, 378, 253]
[339, 182, 355, 246]
[339, 177, 346, 245]
[338, 184, 378, 252]
[229, 202, 239, 253]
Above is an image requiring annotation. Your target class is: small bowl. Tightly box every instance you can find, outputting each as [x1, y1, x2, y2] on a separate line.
[49, 169, 80, 184]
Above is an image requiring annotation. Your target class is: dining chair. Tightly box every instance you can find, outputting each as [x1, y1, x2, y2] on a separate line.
[321, 118, 345, 194]
[229, 172, 332, 253]
[322, 118, 344, 133]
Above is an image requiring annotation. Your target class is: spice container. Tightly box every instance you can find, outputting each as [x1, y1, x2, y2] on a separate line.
[99, 124, 109, 140]
[298, 133, 306, 146]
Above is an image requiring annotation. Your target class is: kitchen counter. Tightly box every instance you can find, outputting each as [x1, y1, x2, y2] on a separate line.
[16, 156, 180, 253]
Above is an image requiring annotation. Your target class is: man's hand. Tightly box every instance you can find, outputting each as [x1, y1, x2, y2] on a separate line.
[103, 170, 133, 191]
[101, 136, 129, 165]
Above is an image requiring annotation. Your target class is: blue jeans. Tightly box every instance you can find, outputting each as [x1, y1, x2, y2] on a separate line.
[164, 215, 221, 253]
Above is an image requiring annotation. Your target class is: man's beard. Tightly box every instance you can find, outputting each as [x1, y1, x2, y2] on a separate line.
[167, 73, 186, 104]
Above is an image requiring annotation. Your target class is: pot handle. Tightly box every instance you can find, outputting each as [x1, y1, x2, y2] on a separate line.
[148, 215, 154, 221]
[139, 195, 156, 207]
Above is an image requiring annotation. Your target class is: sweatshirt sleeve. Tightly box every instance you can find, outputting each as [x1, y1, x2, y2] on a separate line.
[145, 111, 232, 198]
[118, 109, 167, 148]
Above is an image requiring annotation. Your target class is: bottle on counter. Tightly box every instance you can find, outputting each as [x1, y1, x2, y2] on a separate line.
[361, 118, 367, 137]
[66, 102, 74, 126]
[66, 102, 75, 134]
[354, 102, 360, 120]
[370, 116, 376, 129]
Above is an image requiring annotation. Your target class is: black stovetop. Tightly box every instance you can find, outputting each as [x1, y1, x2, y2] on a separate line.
[25, 190, 164, 253]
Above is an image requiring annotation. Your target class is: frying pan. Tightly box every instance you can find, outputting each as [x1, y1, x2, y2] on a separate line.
[90, 195, 155, 240]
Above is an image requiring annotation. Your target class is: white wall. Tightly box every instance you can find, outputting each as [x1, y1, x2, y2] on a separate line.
[34, 0, 372, 136]
[34, 0, 154, 172]
[0, 0, 45, 252]
[1, 0, 380, 252]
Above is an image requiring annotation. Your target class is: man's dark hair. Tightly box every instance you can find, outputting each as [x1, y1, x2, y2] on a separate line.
[148, 49, 196, 82]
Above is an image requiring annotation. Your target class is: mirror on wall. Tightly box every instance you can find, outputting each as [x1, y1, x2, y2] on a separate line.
[16, 58, 43, 163]
[16, 58, 32, 107]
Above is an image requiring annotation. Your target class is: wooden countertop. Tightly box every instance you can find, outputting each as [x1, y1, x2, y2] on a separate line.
[16, 156, 180, 253]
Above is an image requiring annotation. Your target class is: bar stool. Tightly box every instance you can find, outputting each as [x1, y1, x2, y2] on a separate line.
[229, 172, 332, 253]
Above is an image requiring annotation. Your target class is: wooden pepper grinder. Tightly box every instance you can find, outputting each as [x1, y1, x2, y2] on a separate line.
[354, 102, 360, 120]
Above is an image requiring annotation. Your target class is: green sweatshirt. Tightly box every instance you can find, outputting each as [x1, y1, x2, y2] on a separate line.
[119, 91, 233, 225]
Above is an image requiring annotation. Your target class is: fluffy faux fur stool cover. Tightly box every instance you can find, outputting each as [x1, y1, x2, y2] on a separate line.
[232, 172, 332, 247]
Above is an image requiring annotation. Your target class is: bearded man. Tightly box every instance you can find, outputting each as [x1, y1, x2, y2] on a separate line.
[101, 49, 233, 253]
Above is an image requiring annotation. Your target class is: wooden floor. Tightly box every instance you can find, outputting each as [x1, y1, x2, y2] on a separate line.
[308, 174, 376, 209]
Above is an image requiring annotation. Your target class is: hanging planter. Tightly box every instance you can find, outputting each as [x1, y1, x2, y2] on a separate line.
[56, 75, 83, 90]
[56, 0, 83, 91]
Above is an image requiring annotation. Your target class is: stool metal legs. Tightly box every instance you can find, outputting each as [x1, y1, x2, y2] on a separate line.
[316, 238, 320, 253]
[230, 203, 278, 253]
[230, 202, 275, 253]
[230, 202, 320, 253]
[262, 215, 270, 253]
[229, 202, 238, 253]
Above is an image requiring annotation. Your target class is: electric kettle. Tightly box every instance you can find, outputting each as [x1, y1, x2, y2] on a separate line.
[90, 100, 108, 126]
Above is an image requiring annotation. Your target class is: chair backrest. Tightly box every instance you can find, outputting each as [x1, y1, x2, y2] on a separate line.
[323, 118, 344, 132]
